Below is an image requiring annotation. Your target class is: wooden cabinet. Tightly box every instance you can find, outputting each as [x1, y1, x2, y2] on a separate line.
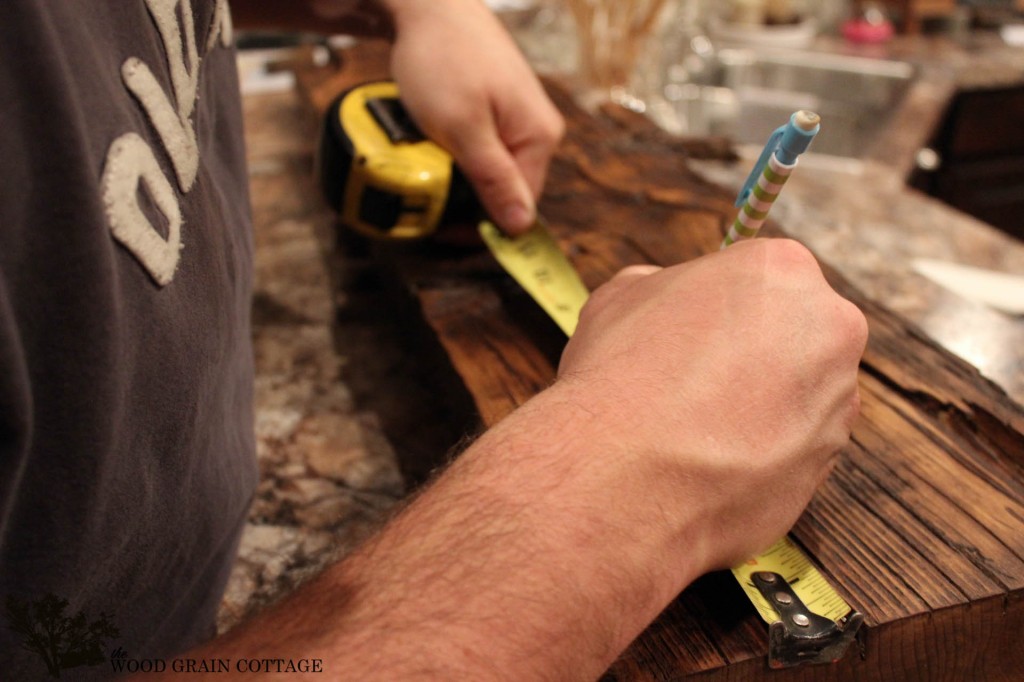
[910, 85, 1024, 241]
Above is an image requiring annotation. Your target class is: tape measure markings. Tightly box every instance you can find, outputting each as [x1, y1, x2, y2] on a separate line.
[479, 220, 589, 336]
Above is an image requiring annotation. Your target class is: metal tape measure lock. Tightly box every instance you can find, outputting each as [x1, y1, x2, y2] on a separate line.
[733, 537, 863, 668]
[478, 223, 863, 669]
[318, 80, 478, 240]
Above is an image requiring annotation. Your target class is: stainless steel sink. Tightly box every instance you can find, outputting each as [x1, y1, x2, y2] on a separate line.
[651, 47, 916, 159]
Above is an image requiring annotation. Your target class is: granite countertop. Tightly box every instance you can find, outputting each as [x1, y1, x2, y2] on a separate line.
[216, 71, 406, 633]
[217, 30, 1024, 636]
[689, 33, 1024, 405]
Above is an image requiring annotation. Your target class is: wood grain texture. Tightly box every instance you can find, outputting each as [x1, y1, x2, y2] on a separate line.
[297, 44, 1024, 680]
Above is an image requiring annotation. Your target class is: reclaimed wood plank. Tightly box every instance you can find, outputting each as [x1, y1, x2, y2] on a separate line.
[417, 287, 557, 426]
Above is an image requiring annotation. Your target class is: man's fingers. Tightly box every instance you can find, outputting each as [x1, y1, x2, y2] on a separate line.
[444, 96, 562, 236]
[510, 109, 565, 200]
[450, 128, 537, 235]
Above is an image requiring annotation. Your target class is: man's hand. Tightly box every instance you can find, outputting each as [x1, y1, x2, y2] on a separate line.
[558, 238, 868, 578]
[379, 0, 564, 235]
[236, 0, 564, 235]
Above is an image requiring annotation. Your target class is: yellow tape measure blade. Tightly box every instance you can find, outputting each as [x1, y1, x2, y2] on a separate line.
[478, 220, 590, 336]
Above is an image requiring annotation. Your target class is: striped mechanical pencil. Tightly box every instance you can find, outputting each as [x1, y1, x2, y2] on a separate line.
[721, 110, 820, 249]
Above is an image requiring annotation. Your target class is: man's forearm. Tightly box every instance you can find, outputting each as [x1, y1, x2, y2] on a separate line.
[143, 239, 865, 679]
[179, 385, 698, 680]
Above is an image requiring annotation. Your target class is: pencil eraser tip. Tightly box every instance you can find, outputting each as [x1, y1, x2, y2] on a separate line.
[794, 110, 820, 131]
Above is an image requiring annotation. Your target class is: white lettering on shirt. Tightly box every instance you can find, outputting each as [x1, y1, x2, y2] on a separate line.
[101, 133, 183, 287]
[101, 0, 231, 286]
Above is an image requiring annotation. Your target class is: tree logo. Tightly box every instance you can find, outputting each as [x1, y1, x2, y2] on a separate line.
[4, 593, 120, 678]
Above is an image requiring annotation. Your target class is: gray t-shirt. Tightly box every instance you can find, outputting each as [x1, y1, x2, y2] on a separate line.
[0, 1, 257, 677]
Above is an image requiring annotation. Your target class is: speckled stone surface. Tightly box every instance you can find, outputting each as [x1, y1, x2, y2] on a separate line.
[216, 86, 405, 634]
[696, 154, 1024, 404]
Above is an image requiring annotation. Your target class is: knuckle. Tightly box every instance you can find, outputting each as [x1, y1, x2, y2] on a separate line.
[836, 297, 869, 355]
[584, 279, 618, 311]
[584, 268, 647, 316]
[730, 238, 818, 283]
[765, 238, 818, 272]
[575, 293, 608, 329]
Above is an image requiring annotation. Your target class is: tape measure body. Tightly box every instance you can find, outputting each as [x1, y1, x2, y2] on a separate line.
[319, 81, 476, 240]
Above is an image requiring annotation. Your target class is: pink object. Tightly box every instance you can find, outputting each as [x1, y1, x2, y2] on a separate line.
[841, 17, 895, 43]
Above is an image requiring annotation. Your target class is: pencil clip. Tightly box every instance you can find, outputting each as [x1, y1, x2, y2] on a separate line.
[751, 571, 864, 669]
[735, 125, 785, 208]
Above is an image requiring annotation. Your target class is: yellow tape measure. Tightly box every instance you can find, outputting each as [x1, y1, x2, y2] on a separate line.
[478, 219, 862, 668]
[732, 536, 851, 623]
[479, 220, 589, 335]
